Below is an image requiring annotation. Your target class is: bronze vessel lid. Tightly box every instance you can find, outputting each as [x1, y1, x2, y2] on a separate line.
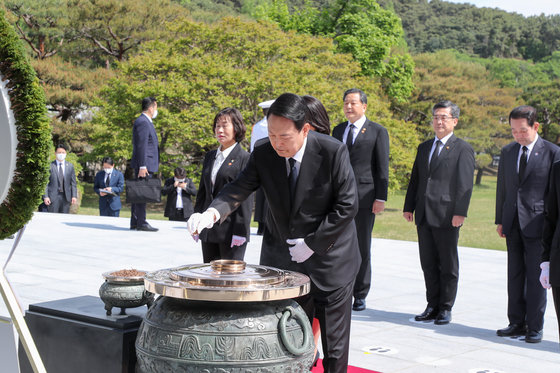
[144, 260, 310, 302]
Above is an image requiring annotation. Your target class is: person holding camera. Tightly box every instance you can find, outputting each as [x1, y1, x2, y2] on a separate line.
[162, 167, 197, 222]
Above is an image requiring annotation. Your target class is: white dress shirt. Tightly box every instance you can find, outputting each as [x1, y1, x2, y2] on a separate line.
[517, 134, 538, 172]
[343, 115, 367, 145]
[211, 143, 238, 189]
[285, 137, 308, 176]
[429, 132, 454, 163]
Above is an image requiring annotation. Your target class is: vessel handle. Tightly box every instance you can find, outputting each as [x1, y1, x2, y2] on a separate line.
[278, 306, 311, 356]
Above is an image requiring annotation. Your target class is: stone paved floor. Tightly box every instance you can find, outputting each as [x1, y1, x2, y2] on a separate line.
[1, 212, 559, 372]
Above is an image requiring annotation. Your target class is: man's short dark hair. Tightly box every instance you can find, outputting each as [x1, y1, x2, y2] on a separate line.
[55, 143, 67, 151]
[212, 107, 246, 143]
[141, 97, 157, 112]
[509, 105, 538, 127]
[343, 88, 367, 105]
[102, 156, 114, 165]
[267, 93, 307, 132]
[432, 100, 460, 118]
[174, 167, 186, 179]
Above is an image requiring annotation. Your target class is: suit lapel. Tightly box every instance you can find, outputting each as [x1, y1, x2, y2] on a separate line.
[291, 135, 321, 218]
[215, 143, 240, 186]
[266, 149, 291, 220]
[521, 137, 544, 183]
[352, 119, 369, 147]
[430, 135, 457, 173]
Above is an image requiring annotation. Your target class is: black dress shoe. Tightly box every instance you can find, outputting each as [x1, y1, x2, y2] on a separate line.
[434, 309, 452, 325]
[414, 306, 438, 321]
[137, 224, 158, 232]
[525, 330, 543, 343]
[130, 226, 137, 230]
[352, 298, 366, 311]
[496, 323, 527, 337]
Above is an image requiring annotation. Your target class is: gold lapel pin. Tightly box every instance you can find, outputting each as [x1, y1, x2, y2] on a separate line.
[446, 146, 449, 149]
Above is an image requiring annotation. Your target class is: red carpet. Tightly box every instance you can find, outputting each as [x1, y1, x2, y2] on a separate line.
[311, 359, 381, 373]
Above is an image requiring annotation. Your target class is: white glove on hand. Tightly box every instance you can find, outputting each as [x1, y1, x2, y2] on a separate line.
[540, 261, 551, 289]
[231, 235, 246, 248]
[186, 209, 218, 241]
[286, 238, 314, 263]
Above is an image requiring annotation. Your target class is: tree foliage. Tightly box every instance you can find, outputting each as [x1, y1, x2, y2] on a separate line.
[67, 0, 187, 65]
[87, 17, 417, 190]
[4, 0, 71, 59]
[250, 0, 415, 103]
[378, 0, 560, 61]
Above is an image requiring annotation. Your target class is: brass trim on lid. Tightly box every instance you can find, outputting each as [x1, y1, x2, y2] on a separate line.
[145, 262, 310, 302]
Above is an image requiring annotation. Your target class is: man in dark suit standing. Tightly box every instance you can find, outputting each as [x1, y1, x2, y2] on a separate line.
[130, 97, 159, 232]
[187, 93, 360, 373]
[495, 105, 560, 343]
[332, 88, 389, 311]
[93, 156, 124, 217]
[43, 144, 77, 213]
[403, 100, 475, 325]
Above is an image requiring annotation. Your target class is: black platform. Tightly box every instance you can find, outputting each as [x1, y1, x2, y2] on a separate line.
[18, 295, 147, 373]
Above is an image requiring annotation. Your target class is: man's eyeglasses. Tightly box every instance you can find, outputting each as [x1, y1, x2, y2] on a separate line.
[432, 115, 455, 122]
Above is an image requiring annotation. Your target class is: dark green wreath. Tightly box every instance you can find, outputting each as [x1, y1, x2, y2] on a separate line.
[0, 10, 51, 240]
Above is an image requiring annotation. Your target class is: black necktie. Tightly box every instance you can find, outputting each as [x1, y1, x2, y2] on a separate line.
[58, 163, 64, 192]
[430, 140, 442, 170]
[346, 124, 355, 151]
[105, 173, 111, 187]
[288, 157, 298, 206]
[519, 145, 528, 182]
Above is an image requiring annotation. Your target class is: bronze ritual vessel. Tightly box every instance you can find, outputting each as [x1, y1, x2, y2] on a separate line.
[136, 260, 315, 372]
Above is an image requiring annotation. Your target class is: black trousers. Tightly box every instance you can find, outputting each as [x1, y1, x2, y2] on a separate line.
[297, 280, 353, 373]
[552, 287, 560, 346]
[417, 224, 460, 311]
[130, 172, 153, 228]
[168, 208, 188, 221]
[48, 192, 70, 213]
[353, 208, 376, 299]
[201, 241, 247, 263]
[505, 217, 547, 331]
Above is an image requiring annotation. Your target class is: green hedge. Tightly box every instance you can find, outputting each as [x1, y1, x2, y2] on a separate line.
[0, 10, 51, 239]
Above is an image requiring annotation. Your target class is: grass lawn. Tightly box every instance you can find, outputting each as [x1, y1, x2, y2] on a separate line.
[78, 176, 506, 251]
[373, 174, 506, 251]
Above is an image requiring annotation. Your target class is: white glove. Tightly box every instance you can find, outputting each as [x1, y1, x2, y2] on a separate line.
[540, 261, 551, 289]
[231, 235, 246, 248]
[286, 238, 314, 263]
[186, 209, 219, 241]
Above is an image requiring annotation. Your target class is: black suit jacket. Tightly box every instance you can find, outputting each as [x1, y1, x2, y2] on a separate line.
[162, 177, 197, 219]
[131, 114, 159, 172]
[194, 143, 252, 243]
[332, 118, 389, 207]
[210, 131, 360, 291]
[404, 134, 475, 228]
[44, 161, 78, 203]
[496, 137, 560, 238]
[543, 161, 560, 286]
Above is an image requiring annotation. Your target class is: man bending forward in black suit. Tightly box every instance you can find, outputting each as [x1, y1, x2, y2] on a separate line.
[495, 105, 560, 343]
[187, 93, 360, 372]
[403, 100, 475, 325]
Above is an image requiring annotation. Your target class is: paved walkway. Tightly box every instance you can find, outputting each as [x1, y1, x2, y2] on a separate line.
[1, 212, 559, 372]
